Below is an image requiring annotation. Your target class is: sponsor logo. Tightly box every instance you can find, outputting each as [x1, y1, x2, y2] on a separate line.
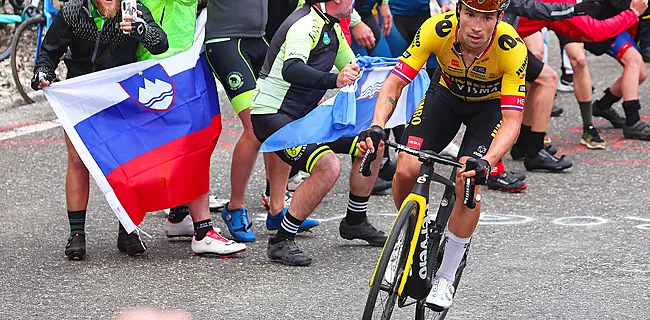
[407, 136, 424, 150]
[417, 173, 429, 184]
[435, 15, 454, 38]
[418, 214, 434, 279]
[402, 50, 411, 59]
[498, 34, 518, 51]
[119, 63, 176, 112]
[473, 66, 487, 74]
[515, 55, 528, 79]
[285, 145, 306, 160]
[519, 85, 526, 93]
[409, 99, 425, 125]
[491, 119, 502, 137]
[410, 29, 421, 48]
[473, 145, 487, 158]
[227, 71, 244, 91]
[323, 32, 331, 45]
[452, 59, 460, 67]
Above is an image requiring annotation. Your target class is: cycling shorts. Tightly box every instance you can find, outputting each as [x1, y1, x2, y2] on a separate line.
[400, 81, 503, 159]
[525, 49, 544, 83]
[205, 37, 268, 113]
[558, 31, 639, 63]
[251, 113, 359, 173]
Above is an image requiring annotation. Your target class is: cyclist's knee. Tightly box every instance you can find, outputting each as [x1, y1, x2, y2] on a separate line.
[310, 152, 341, 186]
[394, 152, 420, 184]
[570, 55, 588, 71]
[537, 64, 558, 89]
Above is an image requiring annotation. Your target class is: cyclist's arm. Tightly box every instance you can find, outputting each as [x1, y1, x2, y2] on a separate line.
[281, 18, 338, 89]
[371, 16, 442, 127]
[33, 12, 73, 80]
[483, 34, 527, 166]
[137, 2, 169, 54]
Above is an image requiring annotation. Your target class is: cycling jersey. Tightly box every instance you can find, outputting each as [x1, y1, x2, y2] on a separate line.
[251, 4, 355, 118]
[394, 13, 527, 112]
[137, 0, 196, 60]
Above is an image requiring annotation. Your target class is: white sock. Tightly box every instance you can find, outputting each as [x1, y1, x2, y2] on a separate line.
[435, 232, 470, 283]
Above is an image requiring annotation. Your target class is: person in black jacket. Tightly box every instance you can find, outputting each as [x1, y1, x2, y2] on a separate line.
[31, 0, 168, 261]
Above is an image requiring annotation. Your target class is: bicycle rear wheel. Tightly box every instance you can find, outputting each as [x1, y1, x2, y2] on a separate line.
[10, 16, 66, 104]
[362, 200, 420, 320]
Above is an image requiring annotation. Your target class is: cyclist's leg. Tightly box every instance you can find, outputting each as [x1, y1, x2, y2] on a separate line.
[205, 38, 269, 209]
[393, 87, 462, 209]
[64, 133, 90, 258]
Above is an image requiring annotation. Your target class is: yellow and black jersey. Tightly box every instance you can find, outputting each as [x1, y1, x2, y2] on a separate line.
[392, 12, 528, 112]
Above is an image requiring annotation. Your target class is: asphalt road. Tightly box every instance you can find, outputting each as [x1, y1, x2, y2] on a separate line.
[1, 37, 649, 320]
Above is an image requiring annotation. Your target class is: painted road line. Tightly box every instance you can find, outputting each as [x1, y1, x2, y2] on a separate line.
[0, 121, 61, 141]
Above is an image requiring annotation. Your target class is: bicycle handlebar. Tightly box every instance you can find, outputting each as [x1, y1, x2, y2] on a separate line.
[358, 139, 476, 209]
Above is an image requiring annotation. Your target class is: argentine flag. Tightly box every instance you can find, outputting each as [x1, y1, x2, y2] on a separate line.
[260, 56, 430, 152]
[44, 12, 219, 233]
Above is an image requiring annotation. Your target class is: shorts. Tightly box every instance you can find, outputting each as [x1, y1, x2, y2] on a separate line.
[401, 82, 503, 159]
[558, 31, 639, 64]
[525, 49, 544, 83]
[205, 37, 269, 113]
[251, 113, 358, 173]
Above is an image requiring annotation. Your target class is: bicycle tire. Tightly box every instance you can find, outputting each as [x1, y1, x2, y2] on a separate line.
[0, 27, 14, 62]
[362, 200, 420, 320]
[10, 16, 45, 104]
[415, 238, 470, 320]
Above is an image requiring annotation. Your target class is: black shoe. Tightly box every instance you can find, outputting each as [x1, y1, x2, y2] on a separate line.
[339, 218, 387, 247]
[623, 120, 650, 141]
[267, 237, 312, 266]
[487, 172, 528, 193]
[65, 233, 86, 260]
[551, 104, 564, 117]
[117, 230, 147, 256]
[592, 102, 625, 128]
[506, 171, 526, 181]
[524, 148, 572, 172]
[511, 144, 557, 160]
[641, 47, 650, 63]
[378, 159, 397, 181]
[372, 176, 392, 195]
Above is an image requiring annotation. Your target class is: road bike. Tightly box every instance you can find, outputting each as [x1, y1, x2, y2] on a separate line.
[360, 140, 475, 320]
[0, 0, 29, 61]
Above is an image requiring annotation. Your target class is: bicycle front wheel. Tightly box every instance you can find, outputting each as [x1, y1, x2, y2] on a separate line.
[10, 16, 66, 105]
[362, 200, 420, 320]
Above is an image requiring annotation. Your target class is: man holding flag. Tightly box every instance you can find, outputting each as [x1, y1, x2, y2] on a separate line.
[32, 0, 169, 260]
[251, 0, 388, 266]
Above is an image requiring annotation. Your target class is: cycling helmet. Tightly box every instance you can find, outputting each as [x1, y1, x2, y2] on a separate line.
[459, 0, 510, 13]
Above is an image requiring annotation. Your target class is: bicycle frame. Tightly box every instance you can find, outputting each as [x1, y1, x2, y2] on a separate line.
[32, 0, 58, 63]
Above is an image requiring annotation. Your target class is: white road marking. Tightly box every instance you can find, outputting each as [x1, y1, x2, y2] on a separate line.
[552, 216, 609, 227]
[0, 121, 61, 141]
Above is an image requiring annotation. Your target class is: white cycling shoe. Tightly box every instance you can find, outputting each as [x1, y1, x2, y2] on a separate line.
[425, 277, 455, 310]
[192, 229, 246, 256]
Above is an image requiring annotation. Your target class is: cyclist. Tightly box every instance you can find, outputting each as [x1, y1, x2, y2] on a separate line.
[31, 0, 168, 259]
[358, 0, 526, 309]
[251, 0, 387, 266]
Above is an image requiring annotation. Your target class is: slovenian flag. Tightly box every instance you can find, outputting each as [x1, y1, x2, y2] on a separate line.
[260, 56, 430, 152]
[44, 11, 218, 233]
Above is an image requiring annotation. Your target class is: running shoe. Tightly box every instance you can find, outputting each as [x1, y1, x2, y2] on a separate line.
[581, 125, 606, 149]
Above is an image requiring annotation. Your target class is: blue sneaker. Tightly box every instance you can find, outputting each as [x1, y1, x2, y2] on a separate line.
[266, 207, 320, 232]
[221, 203, 256, 242]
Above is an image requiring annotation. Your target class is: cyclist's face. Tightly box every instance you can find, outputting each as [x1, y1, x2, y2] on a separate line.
[95, 0, 119, 18]
[458, 6, 501, 51]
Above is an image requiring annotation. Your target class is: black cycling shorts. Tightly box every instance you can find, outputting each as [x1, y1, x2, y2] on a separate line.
[205, 38, 268, 113]
[251, 113, 359, 173]
[525, 49, 544, 83]
[400, 82, 503, 159]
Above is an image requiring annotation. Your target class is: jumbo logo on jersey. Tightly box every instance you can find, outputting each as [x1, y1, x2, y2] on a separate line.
[119, 63, 176, 112]
[435, 15, 454, 38]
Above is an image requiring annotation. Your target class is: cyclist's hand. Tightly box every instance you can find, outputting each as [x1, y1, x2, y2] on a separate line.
[630, 0, 649, 16]
[440, 4, 454, 12]
[351, 21, 375, 49]
[460, 158, 491, 185]
[31, 71, 53, 90]
[357, 125, 386, 154]
[336, 63, 359, 88]
[379, 4, 392, 36]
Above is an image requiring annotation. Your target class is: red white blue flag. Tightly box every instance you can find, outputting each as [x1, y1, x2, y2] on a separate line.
[44, 12, 219, 232]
